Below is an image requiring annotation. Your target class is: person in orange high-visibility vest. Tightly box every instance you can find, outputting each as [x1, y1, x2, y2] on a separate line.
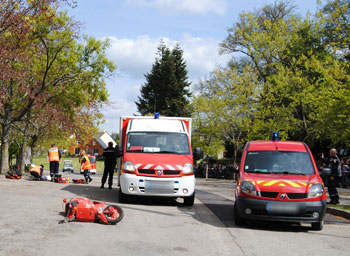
[48, 144, 61, 177]
[80, 150, 92, 184]
[30, 165, 44, 180]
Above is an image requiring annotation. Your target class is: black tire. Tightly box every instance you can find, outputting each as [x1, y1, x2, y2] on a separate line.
[119, 188, 128, 203]
[234, 203, 245, 226]
[103, 205, 124, 224]
[65, 202, 69, 216]
[311, 220, 323, 231]
[183, 192, 195, 206]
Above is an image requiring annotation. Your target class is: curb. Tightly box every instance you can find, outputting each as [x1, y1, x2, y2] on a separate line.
[326, 207, 350, 220]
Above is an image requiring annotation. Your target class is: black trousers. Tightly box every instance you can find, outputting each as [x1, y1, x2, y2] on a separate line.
[328, 177, 339, 201]
[101, 164, 115, 186]
[50, 161, 59, 176]
[83, 169, 91, 182]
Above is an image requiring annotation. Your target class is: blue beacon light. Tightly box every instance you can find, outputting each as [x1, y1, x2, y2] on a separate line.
[271, 132, 279, 141]
[154, 112, 159, 119]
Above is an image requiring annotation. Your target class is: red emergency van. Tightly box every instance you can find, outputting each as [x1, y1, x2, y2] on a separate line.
[234, 132, 327, 230]
[117, 114, 201, 206]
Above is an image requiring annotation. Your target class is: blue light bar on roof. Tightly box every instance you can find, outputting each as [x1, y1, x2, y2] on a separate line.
[271, 132, 279, 141]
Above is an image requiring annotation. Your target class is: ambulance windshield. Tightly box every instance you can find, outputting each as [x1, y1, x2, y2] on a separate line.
[244, 151, 315, 175]
[126, 132, 190, 155]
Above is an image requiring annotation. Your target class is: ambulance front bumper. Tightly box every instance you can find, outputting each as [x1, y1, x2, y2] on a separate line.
[120, 173, 195, 197]
[235, 197, 326, 223]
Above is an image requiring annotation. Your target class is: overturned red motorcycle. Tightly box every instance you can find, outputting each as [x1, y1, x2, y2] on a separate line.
[63, 198, 124, 225]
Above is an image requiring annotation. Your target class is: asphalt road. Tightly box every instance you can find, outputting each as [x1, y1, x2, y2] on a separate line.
[0, 173, 349, 256]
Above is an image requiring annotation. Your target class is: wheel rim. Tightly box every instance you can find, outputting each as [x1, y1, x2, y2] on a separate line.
[103, 206, 121, 221]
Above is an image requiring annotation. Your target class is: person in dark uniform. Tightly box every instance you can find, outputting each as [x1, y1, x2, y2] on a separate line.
[326, 149, 340, 205]
[101, 141, 117, 189]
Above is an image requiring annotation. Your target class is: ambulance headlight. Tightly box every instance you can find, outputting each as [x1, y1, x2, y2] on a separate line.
[241, 180, 260, 196]
[182, 163, 193, 174]
[123, 161, 135, 172]
[308, 183, 324, 198]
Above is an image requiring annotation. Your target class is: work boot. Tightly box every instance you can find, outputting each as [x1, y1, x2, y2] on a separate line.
[89, 177, 93, 183]
[100, 184, 104, 189]
[108, 185, 112, 189]
[335, 195, 340, 204]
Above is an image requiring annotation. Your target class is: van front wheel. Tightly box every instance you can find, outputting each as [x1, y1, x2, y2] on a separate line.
[311, 220, 323, 231]
[119, 188, 128, 203]
[183, 193, 195, 206]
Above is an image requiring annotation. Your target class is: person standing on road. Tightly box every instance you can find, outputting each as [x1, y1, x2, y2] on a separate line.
[101, 142, 117, 189]
[48, 144, 61, 177]
[323, 149, 341, 205]
[80, 150, 93, 184]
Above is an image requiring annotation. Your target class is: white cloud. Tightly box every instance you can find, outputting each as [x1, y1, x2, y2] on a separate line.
[106, 34, 229, 81]
[101, 34, 230, 133]
[126, 0, 229, 15]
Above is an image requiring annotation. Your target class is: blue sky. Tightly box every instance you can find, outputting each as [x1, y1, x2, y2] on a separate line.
[66, 0, 320, 134]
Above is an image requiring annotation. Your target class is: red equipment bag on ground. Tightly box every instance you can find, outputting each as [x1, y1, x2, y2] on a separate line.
[72, 178, 85, 184]
[5, 165, 22, 179]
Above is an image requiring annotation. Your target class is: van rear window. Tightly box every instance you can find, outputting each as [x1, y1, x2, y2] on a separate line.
[244, 151, 315, 175]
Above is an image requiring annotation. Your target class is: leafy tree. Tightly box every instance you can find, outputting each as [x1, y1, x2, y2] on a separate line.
[136, 42, 191, 116]
[192, 63, 259, 163]
[0, 2, 115, 173]
[191, 0, 350, 159]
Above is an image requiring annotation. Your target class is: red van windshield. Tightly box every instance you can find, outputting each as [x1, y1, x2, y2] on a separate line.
[244, 151, 315, 175]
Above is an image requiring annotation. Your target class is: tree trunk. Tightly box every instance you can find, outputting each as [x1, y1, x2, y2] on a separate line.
[18, 142, 31, 173]
[205, 162, 209, 180]
[0, 121, 11, 174]
[29, 135, 40, 164]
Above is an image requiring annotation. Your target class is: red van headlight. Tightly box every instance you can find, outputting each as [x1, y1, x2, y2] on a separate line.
[241, 180, 260, 196]
[308, 183, 324, 198]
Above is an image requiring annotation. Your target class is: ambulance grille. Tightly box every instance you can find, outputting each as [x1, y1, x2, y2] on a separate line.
[260, 192, 278, 198]
[287, 193, 308, 199]
[137, 169, 181, 175]
[163, 170, 181, 175]
[138, 169, 155, 174]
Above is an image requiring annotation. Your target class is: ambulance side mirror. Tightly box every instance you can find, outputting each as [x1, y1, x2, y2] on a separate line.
[320, 167, 331, 177]
[193, 147, 202, 161]
[116, 145, 123, 158]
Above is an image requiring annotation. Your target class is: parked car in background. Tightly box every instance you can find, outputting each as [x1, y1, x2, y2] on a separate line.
[62, 160, 74, 173]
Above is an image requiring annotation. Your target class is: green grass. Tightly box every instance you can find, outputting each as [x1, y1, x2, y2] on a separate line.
[328, 205, 350, 211]
[31, 155, 105, 173]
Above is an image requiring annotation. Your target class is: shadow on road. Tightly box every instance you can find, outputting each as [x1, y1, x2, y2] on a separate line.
[60, 184, 120, 204]
[60, 183, 190, 207]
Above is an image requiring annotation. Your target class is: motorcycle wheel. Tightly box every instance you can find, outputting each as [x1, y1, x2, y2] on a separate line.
[103, 205, 124, 224]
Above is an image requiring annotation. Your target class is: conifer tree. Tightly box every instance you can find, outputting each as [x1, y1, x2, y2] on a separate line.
[136, 42, 191, 116]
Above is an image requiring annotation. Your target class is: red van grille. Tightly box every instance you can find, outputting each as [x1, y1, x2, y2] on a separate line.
[287, 193, 308, 199]
[138, 169, 181, 176]
[260, 192, 278, 198]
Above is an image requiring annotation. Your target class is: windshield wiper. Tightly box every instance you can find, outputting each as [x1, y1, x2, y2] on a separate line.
[273, 171, 307, 175]
[246, 170, 271, 174]
[157, 151, 180, 154]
